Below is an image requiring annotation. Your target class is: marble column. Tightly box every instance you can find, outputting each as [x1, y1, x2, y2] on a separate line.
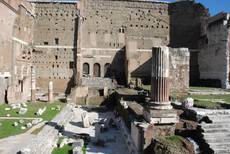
[31, 66, 36, 102]
[143, 46, 178, 131]
[48, 81, 54, 102]
[149, 46, 172, 110]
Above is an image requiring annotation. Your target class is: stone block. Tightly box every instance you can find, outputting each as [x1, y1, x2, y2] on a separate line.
[182, 97, 194, 109]
[19, 108, 28, 115]
[81, 112, 91, 128]
[144, 109, 178, 124]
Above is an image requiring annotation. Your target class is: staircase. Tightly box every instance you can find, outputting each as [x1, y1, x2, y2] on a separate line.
[200, 111, 230, 154]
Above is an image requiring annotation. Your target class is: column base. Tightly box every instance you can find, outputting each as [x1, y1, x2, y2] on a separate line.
[143, 108, 178, 124]
[148, 101, 173, 110]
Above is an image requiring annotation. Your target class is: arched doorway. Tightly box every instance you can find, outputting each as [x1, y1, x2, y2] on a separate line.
[83, 63, 90, 76]
[93, 63, 101, 77]
[104, 63, 111, 77]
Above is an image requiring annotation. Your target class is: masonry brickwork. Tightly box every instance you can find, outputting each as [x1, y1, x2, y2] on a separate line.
[199, 13, 230, 88]
[32, 2, 78, 93]
[0, 0, 34, 103]
[2, 0, 230, 103]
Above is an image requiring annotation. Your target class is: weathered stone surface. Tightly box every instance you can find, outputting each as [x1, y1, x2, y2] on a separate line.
[48, 81, 54, 103]
[19, 108, 28, 115]
[81, 112, 91, 128]
[199, 13, 230, 89]
[81, 77, 114, 89]
[149, 46, 172, 110]
[72, 139, 84, 154]
[22, 104, 74, 154]
[182, 97, 194, 109]
[143, 109, 178, 124]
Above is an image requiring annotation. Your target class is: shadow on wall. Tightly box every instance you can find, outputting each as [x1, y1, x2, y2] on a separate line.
[169, 1, 209, 87]
[130, 58, 152, 85]
[65, 17, 78, 94]
[109, 47, 126, 85]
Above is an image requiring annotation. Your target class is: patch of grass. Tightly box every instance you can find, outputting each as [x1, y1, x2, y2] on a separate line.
[141, 85, 151, 91]
[157, 135, 184, 149]
[189, 86, 220, 91]
[0, 101, 66, 121]
[156, 135, 189, 154]
[0, 120, 31, 139]
[52, 144, 73, 154]
[190, 94, 230, 109]
[117, 88, 138, 95]
[82, 145, 87, 154]
[165, 135, 183, 143]
[0, 101, 65, 139]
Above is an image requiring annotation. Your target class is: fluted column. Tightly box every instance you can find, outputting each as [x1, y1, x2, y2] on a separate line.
[149, 47, 172, 110]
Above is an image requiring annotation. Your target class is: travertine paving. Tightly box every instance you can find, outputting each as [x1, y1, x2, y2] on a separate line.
[65, 107, 129, 154]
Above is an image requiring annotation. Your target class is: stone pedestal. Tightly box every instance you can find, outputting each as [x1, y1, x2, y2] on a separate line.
[48, 81, 54, 103]
[143, 109, 178, 124]
[31, 66, 36, 103]
[144, 46, 178, 124]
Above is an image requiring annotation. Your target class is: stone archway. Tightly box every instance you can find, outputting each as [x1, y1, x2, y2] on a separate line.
[83, 63, 90, 76]
[104, 63, 111, 77]
[93, 63, 101, 77]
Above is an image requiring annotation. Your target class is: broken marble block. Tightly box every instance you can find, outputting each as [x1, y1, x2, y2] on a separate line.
[4, 108, 11, 111]
[73, 139, 84, 154]
[13, 122, 19, 127]
[22, 103, 27, 108]
[21, 126, 26, 130]
[36, 107, 46, 116]
[182, 97, 194, 109]
[26, 123, 32, 128]
[19, 119, 24, 124]
[32, 118, 43, 125]
[10, 103, 21, 109]
[81, 112, 91, 128]
[19, 108, 28, 115]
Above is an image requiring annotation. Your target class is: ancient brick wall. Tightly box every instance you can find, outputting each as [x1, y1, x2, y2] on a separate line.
[199, 13, 230, 88]
[79, 0, 170, 85]
[32, 2, 78, 93]
[169, 48, 190, 93]
[0, 2, 17, 73]
[0, 0, 34, 103]
[169, 1, 209, 49]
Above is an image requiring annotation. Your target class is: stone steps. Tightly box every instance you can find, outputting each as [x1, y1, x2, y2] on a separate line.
[200, 112, 230, 154]
[201, 123, 230, 129]
[208, 115, 230, 120]
[214, 149, 230, 154]
[203, 128, 230, 133]
[209, 143, 230, 150]
[205, 138, 230, 143]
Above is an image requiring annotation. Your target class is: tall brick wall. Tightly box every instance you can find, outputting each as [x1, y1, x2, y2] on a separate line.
[0, 0, 34, 103]
[32, 2, 78, 93]
[199, 13, 230, 88]
[79, 0, 170, 84]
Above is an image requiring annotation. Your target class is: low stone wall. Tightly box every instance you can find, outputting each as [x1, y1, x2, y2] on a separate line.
[81, 77, 114, 89]
[169, 48, 190, 93]
[115, 117, 138, 154]
[22, 104, 74, 154]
